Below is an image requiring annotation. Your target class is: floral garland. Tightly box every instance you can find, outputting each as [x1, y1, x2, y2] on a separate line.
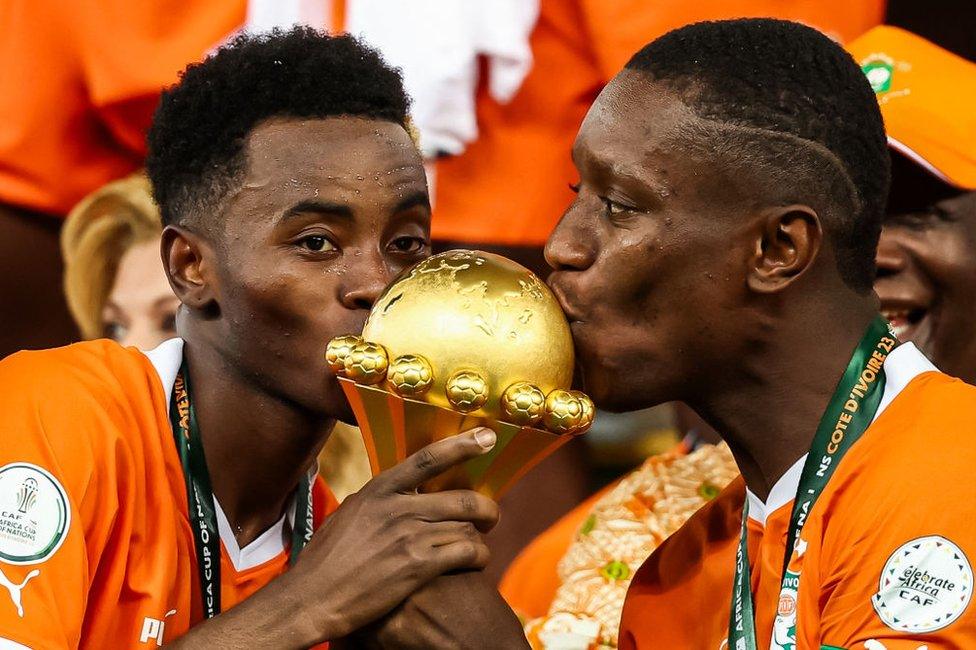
[524, 443, 738, 649]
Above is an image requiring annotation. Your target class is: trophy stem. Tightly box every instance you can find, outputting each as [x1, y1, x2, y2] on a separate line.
[339, 377, 576, 500]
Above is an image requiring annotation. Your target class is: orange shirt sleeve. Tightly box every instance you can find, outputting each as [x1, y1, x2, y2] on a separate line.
[815, 380, 976, 649]
[0, 346, 130, 648]
[618, 478, 745, 650]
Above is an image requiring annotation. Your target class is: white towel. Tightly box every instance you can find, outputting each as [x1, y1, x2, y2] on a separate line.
[243, 0, 540, 159]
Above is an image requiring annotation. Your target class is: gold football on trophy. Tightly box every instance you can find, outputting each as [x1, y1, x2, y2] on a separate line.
[343, 341, 389, 385]
[543, 389, 584, 434]
[501, 382, 546, 426]
[388, 354, 434, 397]
[571, 390, 596, 433]
[326, 334, 362, 373]
[362, 250, 574, 421]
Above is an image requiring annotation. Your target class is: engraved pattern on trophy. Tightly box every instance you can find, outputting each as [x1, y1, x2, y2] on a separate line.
[328, 250, 595, 498]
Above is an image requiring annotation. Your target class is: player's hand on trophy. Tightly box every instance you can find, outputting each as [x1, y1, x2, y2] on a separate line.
[285, 427, 500, 640]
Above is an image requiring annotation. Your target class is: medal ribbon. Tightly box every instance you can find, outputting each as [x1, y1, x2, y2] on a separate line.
[727, 316, 897, 648]
[169, 360, 313, 619]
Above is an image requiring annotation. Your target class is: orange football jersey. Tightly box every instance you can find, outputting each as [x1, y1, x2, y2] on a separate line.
[0, 339, 337, 648]
[619, 343, 976, 649]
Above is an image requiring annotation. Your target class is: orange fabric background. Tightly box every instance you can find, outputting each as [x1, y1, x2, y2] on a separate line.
[431, 0, 886, 246]
[0, 0, 245, 216]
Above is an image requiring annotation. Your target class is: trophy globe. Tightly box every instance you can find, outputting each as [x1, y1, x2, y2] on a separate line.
[327, 250, 594, 498]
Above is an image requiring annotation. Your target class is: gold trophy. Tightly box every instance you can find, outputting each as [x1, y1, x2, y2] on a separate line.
[327, 250, 594, 499]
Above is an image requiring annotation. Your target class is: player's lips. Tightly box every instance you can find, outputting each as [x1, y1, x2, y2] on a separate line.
[547, 276, 586, 325]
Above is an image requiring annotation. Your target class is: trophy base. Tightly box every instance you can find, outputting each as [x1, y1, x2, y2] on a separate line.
[339, 378, 573, 500]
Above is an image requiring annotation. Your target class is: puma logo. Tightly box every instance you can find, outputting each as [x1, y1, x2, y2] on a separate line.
[0, 567, 40, 617]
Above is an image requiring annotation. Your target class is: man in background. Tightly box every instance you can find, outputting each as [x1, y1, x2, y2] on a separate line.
[850, 26, 976, 384]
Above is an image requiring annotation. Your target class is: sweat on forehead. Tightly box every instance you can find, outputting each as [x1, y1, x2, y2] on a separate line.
[242, 117, 419, 177]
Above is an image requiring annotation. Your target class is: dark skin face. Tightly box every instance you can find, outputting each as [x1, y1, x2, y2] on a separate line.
[170, 116, 431, 423]
[163, 116, 432, 542]
[546, 71, 807, 412]
[876, 189, 976, 383]
[547, 71, 876, 499]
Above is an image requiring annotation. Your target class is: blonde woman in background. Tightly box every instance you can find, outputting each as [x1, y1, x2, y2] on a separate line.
[61, 173, 176, 349]
[61, 173, 370, 499]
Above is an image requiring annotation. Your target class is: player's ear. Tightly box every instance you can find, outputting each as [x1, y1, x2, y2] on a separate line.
[746, 204, 822, 294]
[161, 225, 220, 316]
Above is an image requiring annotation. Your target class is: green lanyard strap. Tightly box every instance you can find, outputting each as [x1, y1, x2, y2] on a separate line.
[727, 316, 897, 648]
[169, 360, 313, 619]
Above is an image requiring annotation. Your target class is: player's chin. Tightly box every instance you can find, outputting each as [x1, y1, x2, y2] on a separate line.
[322, 373, 357, 425]
[331, 394, 357, 426]
[579, 360, 634, 412]
[581, 355, 668, 413]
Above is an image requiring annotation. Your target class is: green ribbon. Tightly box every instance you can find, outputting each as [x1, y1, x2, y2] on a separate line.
[727, 316, 897, 648]
[169, 360, 313, 619]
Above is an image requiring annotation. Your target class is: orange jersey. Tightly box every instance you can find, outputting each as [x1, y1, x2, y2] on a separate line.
[620, 343, 976, 649]
[0, 1, 244, 215]
[0, 339, 337, 648]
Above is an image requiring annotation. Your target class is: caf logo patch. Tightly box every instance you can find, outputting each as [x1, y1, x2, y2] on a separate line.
[872, 535, 972, 633]
[0, 463, 70, 565]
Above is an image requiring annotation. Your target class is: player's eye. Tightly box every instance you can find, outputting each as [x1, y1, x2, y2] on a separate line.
[601, 197, 630, 216]
[389, 236, 428, 255]
[297, 235, 337, 252]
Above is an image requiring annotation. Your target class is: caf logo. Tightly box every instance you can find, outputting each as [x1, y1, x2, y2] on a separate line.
[16, 478, 38, 515]
[778, 593, 797, 617]
[873, 535, 973, 633]
[0, 463, 70, 565]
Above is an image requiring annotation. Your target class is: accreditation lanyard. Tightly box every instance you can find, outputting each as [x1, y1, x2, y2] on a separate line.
[727, 316, 897, 649]
[169, 361, 314, 619]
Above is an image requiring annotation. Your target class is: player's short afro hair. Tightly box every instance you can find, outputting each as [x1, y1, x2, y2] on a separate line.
[625, 18, 890, 295]
[146, 27, 411, 228]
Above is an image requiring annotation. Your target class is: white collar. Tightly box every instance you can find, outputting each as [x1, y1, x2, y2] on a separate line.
[143, 337, 184, 407]
[745, 342, 938, 524]
[141, 337, 318, 572]
[214, 498, 291, 572]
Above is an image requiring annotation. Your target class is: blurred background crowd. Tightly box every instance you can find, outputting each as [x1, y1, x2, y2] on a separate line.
[2, 0, 974, 581]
